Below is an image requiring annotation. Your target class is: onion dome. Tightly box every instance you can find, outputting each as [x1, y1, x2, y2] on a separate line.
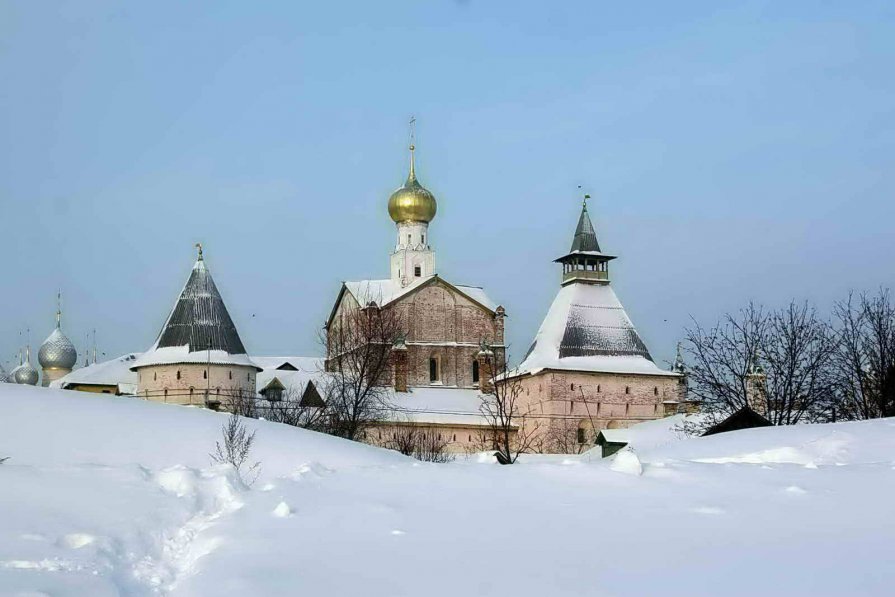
[387, 143, 437, 224]
[14, 347, 39, 385]
[38, 305, 77, 370]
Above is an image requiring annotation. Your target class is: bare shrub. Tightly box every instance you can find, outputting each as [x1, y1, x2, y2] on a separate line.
[385, 424, 454, 463]
[210, 413, 260, 486]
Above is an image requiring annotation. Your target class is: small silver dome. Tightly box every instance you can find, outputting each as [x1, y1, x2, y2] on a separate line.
[13, 363, 39, 385]
[39, 328, 78, 370]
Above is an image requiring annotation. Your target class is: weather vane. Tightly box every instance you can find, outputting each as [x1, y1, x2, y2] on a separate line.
[409, 116, 416, 150]
[195, 242, 203, 260]
[578, 184, 591, 207]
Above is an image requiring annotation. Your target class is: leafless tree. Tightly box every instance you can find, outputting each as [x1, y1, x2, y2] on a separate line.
[385, 423, 455, 463]
[321, 298, 404, 441]
[210, 412, 260, 486]
[684, 301, 835, 428]
[829, 289, 895, 420]
[480, 349, 540, 464]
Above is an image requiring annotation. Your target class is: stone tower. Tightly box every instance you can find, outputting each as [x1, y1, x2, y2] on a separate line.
[131, 245, 260, 408]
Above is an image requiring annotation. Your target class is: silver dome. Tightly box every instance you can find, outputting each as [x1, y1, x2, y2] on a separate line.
[13, 363, 39, 385]
[38, 327, 78, 370]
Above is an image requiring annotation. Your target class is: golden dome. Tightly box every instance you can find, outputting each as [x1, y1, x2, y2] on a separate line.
[388, 144, 437, 223]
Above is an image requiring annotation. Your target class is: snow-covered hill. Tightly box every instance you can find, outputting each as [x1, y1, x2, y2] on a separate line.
[2, 385, 894, 596]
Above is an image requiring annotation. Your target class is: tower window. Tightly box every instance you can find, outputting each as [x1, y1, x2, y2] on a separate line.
[625, 386, 630, 394]
[176, 370, 181, 380]
[203, 370, 207, 379]
[229, 371, 233, 380]
[472, 360, 480, 383]
[429, 357, 440, 382]
[421, 234, 425, 244]
[414, 265, 421, 277]
[654, 386, 658, 395]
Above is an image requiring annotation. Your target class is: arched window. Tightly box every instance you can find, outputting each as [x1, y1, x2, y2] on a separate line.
[472, 360, 480, 384]
[429, 357, 440, 383]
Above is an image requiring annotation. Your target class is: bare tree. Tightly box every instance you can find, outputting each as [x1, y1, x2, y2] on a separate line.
[210, 413, 260, 486]
[684, 301, 835, 428]
[321, 298, 404, 441]
[480, 348, 540, 464]
[830, 289, 895, 420]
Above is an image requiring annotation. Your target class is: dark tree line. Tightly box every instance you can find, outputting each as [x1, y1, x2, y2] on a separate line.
[684, 289, 895, 427]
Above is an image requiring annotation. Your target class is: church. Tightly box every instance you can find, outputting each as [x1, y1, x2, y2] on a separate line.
[323, 135, 507, 450]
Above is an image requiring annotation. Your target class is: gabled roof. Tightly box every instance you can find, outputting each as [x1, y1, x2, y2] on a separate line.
[52, 353, 141, 394]
[327, 275, 499, 328]
[132, 257, 259, 371]
[510, 282, 674, 378]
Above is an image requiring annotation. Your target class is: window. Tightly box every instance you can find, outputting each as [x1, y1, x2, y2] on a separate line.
[164, 389, 168, 400]
[414, 265, 422, 277]
[472, 360, 480, 384]
[654, 386, 658, 396]
[429, 357, 439, 383]
[571, 383, 575, 390]
[229, 371, 233, 380]
[422, 234, 425, 244]
[597, 384, 601, 393]
[570, 400, 574, 413]
[577, 428, 587, 444]
[176, 370, 181, 380]
[203, 370, 207, 379]
[452, 434, 456, 441]
[625, 386, 630, 394]
[153, 372, 157, 381]
[247, 372, 250, 381]
[407, 234, 411, 244]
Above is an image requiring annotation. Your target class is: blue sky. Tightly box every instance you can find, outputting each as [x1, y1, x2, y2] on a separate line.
[1, 1, 893, 370]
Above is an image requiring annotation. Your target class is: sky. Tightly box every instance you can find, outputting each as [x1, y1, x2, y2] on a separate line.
[1, 0, 894, 372]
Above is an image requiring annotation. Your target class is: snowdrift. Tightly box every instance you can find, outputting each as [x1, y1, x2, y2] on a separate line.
[2, 384, 894, 597]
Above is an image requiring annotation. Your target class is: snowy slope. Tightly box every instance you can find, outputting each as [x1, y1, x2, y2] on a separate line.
[2, 384, 894, 596]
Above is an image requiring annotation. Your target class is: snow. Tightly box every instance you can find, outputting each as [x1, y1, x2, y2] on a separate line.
[2, 383, 895, 596]
[609, 446, 643, 475]
[50, 353, 141, 394]
[386, 386, 489, 426]
[511, 282, 675, 377]
[130, 345, 260, 371]
[584, 413, 703, 457]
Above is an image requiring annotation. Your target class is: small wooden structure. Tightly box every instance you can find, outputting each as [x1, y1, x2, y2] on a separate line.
[701, 407, 772, 437]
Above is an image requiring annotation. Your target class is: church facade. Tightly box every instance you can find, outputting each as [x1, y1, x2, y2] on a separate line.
[324, 137, 506, 451]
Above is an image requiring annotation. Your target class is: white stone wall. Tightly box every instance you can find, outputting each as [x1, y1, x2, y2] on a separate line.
[135, 363, 257, 406]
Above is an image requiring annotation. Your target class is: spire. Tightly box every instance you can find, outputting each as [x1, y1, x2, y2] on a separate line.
[195, 242, 203, 262]
[407, 116, 417, 183]
[570, 190, 600, 253]
[672, 342, 687, 373]
[56, 291, 62, 329]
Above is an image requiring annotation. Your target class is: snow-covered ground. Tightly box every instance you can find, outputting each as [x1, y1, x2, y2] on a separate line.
[2, 385, 894, 596]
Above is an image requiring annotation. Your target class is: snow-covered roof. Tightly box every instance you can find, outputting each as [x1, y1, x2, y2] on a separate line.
[511, 282, 676, 378]
[586, 414, 705, 457]
[51, 353, 142, 394]
[384, 386, 493, 427]
[132, 257, 260, 371]
[255, 357, 327, 397]
[342, 275, 499, 312]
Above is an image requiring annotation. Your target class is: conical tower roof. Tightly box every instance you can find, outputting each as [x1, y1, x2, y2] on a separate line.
[570, 201, 600, 253]
[131, 248, 259, 371]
